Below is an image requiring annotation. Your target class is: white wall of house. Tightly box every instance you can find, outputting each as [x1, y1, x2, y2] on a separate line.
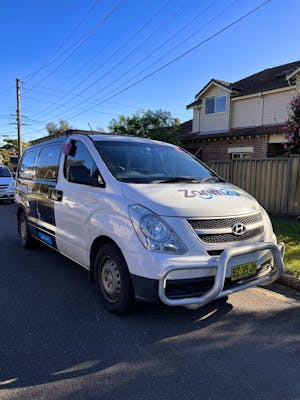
[231, 97, 261, 128]
[296, 76, 300, 92]
[192, 108, 201, 132]
[199, 86, 230, 133]
[262, 89, 295, 125]
[192, 84, 297, 132]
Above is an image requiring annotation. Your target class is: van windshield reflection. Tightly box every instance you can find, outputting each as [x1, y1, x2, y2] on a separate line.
[95, 141, 220, 184]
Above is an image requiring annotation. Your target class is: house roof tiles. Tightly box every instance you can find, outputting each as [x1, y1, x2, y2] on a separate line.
[232, 60, 300, 96]
[189, 60, 300, 107]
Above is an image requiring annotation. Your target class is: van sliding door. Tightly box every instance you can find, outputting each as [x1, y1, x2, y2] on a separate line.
[35, 144, 62, 247]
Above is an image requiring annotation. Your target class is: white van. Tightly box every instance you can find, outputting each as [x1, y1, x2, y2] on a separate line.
[15, 132, 284, 314]
[0, 164, 15, 202]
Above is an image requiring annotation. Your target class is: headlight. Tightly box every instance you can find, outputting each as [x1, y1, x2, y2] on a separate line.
[129, 205, 187, 254]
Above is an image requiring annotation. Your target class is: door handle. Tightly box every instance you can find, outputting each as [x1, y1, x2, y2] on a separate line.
[48, 188, 63, 202]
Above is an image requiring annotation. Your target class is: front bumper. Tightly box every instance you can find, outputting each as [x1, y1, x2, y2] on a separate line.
[157, 242, 285, 308]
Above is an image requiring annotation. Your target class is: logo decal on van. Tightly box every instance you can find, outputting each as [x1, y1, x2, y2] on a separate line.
[178, 188, 240, 200]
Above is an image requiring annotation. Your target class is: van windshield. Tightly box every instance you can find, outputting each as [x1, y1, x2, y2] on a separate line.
[0, 166, 11, 177]
[95, 140, 220, 184]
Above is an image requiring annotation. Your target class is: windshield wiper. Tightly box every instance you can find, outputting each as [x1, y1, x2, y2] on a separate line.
[199, 176, 221, 183]
[151, 177, 203, 184]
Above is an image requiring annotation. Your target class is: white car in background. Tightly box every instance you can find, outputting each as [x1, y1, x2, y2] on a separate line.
[0, 165, 15, 202]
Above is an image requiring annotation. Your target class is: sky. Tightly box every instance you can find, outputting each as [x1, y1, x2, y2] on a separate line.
[0, 0, 299, 144]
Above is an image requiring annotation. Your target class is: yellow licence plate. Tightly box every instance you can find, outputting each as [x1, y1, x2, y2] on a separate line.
[231, 262, 257, 282]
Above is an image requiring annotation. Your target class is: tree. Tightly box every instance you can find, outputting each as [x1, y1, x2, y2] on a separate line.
[108, 109, 180, 144]
[0, 148, 10, 164]
[284, 94, 300, 154]
[0, 138, 28, 165]
[46, 119, 72, 135]
[0, 138, 29, 152]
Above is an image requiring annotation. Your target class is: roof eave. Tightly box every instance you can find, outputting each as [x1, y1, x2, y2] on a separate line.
[286, 67, 300, 81]
[195, 79, 232, 99]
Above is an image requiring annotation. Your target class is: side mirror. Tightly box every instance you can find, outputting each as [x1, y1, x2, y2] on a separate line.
[63, 139, 76, 156]
[67, 165, 97, 186]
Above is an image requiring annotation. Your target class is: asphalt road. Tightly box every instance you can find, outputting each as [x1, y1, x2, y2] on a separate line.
[0, 203, 299, 400]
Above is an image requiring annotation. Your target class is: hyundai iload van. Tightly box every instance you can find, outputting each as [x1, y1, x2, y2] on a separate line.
[0, 164, 15, 202]
[15, 132, 284, 314]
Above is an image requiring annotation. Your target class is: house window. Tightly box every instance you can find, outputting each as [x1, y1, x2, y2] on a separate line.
[205, 94, 227, 114]
[231, 153, 252, 160]
[228, 147, 254, 160]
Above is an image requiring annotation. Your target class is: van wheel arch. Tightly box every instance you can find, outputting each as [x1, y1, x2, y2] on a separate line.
[94, 242, 136, 314]
[90, 236, 124, 282]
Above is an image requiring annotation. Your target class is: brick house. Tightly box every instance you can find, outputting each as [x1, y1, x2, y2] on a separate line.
[180, 60, 300, 162]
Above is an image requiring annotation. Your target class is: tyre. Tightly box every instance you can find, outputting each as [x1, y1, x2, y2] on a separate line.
[94, 243, 136, 314]
[18, 212, 35, 249]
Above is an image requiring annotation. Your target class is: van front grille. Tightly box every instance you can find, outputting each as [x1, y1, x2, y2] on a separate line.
[187, 212, 264, 245]
[199, 227, 263, 243]
[188, 212, 262, 230]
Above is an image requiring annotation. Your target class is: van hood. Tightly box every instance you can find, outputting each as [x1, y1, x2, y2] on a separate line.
[122, 182, 260, 217]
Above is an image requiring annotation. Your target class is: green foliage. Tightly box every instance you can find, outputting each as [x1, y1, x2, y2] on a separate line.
[0, 148, 10, 164]
[272, 218, 300, 277]
[0, 138, 19, 151]
[0, 138, 28, 153]
[284, 94, 300, 154]
[108, 109, 180, 144]
[46, 119, 72, 135]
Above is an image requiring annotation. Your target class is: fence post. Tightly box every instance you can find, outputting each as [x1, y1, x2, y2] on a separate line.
[284, 158, 291, 214]
[229, 159, 233, 183]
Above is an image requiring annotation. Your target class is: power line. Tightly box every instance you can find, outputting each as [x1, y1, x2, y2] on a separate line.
[83, 0, 237, 109]
[43, 0, 172, 100]
[22, 94, 141, 117]
[23, 83, 139, 109]
[66, 0, 273, 121]
[23, 83, 140, 111]
[66, 0, 226, 117]
[27, 0, 126, 89]
[0, 85, 15, 96]
[45, 0, 235, 121]
[24, 0, 101, 83]
[30, 0, 194, 119]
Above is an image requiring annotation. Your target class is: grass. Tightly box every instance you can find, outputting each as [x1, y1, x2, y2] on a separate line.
[271, 218, 300, 278]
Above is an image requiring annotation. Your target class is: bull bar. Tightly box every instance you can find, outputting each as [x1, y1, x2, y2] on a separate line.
[158, 242, 285, 307]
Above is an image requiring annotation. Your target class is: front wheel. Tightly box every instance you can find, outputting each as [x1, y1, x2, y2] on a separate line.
[94, 243, 136, 314]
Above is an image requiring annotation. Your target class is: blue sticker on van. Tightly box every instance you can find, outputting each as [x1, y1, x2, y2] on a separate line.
[178, 188, 240, 200]
[38, 231, 53, 245]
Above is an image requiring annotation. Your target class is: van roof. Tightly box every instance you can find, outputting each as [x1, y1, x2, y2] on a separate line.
[29, 129, 171, 147]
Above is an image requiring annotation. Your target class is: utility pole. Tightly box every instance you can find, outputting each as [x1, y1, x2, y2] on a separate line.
[16, 78, 22, 159]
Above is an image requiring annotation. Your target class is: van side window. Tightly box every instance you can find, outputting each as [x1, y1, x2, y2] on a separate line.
[37, 145, 61, 181]
[64, 140, 104, 187]
[18, 150, 39, 179]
